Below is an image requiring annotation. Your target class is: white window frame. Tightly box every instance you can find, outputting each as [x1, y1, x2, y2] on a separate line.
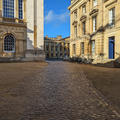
[92, 16, 97, 32]
[82, 5, 86, 14]
[109, 7, 115, 26]
[91, 40, 95, 55]
[93, 0, 97, 7]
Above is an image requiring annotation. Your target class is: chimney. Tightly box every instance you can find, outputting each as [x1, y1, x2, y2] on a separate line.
[57, 35, 62, 40]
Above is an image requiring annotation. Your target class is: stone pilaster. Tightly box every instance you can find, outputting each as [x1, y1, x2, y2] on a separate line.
[15, 0, 19, 22]
[23, 0, 26, 22]
[0, 0, 2, 21]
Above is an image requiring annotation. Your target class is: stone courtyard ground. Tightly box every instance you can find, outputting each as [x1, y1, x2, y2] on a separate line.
[0, 61, 120, 120]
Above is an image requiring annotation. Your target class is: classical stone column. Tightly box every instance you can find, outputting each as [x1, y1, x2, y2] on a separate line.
[25, 0, 44, 61]
[26, 0, 34, 50]
[34, 0, 37, 49]
[36, 0, 44, 50]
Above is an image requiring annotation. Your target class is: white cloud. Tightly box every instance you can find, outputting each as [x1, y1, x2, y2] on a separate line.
[45, 10, 69, 23]
[45, 10, 54, 22]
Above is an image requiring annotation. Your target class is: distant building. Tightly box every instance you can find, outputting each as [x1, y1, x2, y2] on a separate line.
[0, 0, 44, 61]
[68, 0, 120, 63]
[44, 36, 70, 59]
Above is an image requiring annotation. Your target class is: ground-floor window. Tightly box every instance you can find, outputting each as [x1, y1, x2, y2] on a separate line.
[46, 53, 49, 58]
[60, 53, 62, 57]
[73, 44, 76, 55]
[91, 40, 95, 55]
[81, 42, 84, 55]
[51, 53, 53, 57]
[46, 45, 49, 51]
[51, 46, 54, 51]
[4, 34, 15, 52]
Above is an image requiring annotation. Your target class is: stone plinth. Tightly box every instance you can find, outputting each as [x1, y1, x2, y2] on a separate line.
[25, 49, 45, 61]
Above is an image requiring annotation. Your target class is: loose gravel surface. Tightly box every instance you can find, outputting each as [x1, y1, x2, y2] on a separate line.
[0, 61, 119, 120]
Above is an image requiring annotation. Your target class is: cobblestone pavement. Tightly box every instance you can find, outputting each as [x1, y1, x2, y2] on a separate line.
[0, 61, 120, 120]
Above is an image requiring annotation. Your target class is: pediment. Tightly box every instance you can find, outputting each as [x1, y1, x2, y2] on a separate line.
[89, 9, 99, 16]
[80, 15, 87, 21]
[72, 20, 78, 25]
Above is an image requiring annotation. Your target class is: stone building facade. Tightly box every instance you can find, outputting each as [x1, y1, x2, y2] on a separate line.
[44, 36, 70, 59]
[68, 0, 120, 63]
[0, 0, 44, 61]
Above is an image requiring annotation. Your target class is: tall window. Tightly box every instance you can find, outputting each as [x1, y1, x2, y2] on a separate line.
[74, 26, 77, 38]
[18, 0, 23, 19]
[46, 45, 49, 51]
[82, 21, 86, 35]
[73, 44, 76, 55]
[51, 44, 54, 51]
[93, 0, 97, 7]
[92, 16, 97, 32]
[109, 8, 115, 26]
[74, 11, 77, 19]
[81, 42, 84, 55]
[4, 34, 15, 52]
[3, 0, 14, 18]
[82, 5, 86, 14]
[91, 40, 95, 55]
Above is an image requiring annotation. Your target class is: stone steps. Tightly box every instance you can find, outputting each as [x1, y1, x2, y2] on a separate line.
[0, 57, 24, 63]
[94, 60, 120, 68]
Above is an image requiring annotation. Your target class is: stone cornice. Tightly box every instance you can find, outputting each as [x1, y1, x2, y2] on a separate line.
[68, 0, 79, 10]
[0, 17, 27, 27]
[105, 0, 117, 8]
[0, 21, 27, 28]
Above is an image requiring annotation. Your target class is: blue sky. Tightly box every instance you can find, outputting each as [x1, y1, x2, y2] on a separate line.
[44, 0, 70, 38]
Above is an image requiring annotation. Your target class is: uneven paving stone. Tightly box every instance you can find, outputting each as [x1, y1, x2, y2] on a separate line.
[0, 61, 119, 120]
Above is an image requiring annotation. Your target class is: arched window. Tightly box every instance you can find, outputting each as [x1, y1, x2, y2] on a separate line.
[3, 0, 14, 18]
[4, 34, 15, 52]
[18, 0, 23, 19]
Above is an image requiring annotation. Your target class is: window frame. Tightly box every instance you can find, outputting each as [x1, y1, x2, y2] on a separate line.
[4, 34, 15, 53]
[81, 42, 84, 55]
[91, 40, 95, 55]
[109, 7, 115, 27]
[3, 0, 14, 18]
[82, 21, 86, 35]
[92, 16, 97, 32]
[82, 5, 86, 14]
[74, 26, 77, 38]
[74, 10, 77, 20]
[18, 0, 23, 19]
[73, 44, 76, 55]
[93, 0, 97, 7]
